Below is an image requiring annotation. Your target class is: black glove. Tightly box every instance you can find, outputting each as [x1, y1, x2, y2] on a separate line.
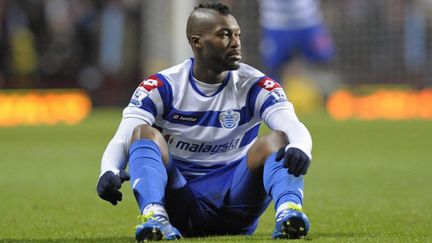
[276, 146, 311, 177]
[97, 170, 130, 205]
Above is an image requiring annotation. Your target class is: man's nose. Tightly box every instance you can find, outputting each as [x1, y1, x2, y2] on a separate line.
[231, 35, 241, 48]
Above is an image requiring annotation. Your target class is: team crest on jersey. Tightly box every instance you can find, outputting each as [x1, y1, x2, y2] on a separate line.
[219, 109, 240, 129]
[258, 77, 280, 91]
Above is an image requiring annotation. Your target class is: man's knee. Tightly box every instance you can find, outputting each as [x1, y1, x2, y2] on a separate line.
[247, 130, 288, 172]
[130, 124, 169, 164]
[131, 124, 160, 142]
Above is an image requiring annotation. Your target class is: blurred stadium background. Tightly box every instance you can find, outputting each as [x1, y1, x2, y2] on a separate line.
[1, 1, 432, 242]
[1, 0, 432, 124]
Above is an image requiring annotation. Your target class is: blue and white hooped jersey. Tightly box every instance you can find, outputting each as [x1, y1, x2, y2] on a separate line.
[124, 59, 290, 171]
[260, 0, 323, 30]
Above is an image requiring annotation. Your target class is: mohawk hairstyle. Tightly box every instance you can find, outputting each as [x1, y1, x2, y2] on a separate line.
[194, 2, 231, 15]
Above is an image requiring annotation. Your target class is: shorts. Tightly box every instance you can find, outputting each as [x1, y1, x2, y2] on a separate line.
[164, 157, 271, 236]
[261, 24, 335, 70]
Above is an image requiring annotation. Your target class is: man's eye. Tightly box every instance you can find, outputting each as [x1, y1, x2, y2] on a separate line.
[221, 32, 229, 37]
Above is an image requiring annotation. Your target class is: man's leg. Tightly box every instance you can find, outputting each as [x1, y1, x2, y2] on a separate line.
[262, 144, 310, 239]
[229, 130, 288, 201]
[263, 154, 304, 209]
[129, 124, 182, 241]
[229, 129, 309, 239]
[225, 131, 288, 234]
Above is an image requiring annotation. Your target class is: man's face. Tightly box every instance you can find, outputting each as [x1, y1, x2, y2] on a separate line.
[198, 14, 242, 71]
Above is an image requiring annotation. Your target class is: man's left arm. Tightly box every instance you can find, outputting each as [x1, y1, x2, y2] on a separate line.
[263, 104, 312, 176]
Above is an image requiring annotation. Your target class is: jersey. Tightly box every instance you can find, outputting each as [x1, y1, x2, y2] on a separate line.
[123, 58, 290, 178]
[260, 0, 323, 30]
[259, 0, 334, 73]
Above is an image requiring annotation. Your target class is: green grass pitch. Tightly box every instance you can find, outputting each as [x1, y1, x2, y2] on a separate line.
[1, 108, 431, 242]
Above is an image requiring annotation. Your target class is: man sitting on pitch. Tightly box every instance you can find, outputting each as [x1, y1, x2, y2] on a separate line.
[97, 2, 312, 241]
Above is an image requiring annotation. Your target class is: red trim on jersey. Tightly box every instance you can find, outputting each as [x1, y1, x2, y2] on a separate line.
[139, 75, 164, 91]
[257, 77, 281, 91]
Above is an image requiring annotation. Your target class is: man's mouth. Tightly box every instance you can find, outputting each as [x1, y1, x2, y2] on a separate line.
[228, 51, 242, 61]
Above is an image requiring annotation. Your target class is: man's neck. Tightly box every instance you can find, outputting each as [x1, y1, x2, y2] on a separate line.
[193, 63, 228, 84]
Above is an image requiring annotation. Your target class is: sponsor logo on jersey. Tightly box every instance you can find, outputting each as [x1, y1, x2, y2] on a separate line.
[139, 75, 163, 91]
[168, 137, 240, 154]
[219, 109, 240, 129]
[258, 77, 280, 91]
[130, 75, 164, 106]
[172, 114, 199, 123]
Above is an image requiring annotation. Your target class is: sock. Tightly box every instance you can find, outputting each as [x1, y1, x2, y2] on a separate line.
[276, 202, 302, 217]
[129, 139, 167, 213]
[142, 203, 169, 219]
[263, 152, 304, 211]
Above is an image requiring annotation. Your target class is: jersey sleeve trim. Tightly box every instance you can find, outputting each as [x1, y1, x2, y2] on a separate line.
[259, 92, 288, 116]
[245, 76, 267, 118]
[129, 74, 167, 118]
[248, 76, 289, 119]
[154, 73, 174, 119]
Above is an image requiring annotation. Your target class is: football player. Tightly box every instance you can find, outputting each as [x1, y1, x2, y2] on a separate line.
[97, 2, 312, 241]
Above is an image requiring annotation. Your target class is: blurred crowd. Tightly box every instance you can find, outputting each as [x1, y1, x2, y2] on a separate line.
[326, 0, 432, 87]
[0, 0, 431, 105]
[0, 0, 141, 98]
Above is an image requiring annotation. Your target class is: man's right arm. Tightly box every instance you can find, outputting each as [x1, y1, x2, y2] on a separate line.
[100, 116, 148, 176]
[97, 115, 150, 205]
[98, 74, 164, 205]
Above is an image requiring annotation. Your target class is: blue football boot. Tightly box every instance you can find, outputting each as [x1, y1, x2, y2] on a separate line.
[272, 203, 310, 239]
[135, 212, 182, 241]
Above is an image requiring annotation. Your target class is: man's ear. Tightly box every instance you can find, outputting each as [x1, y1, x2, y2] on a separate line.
[191, 35, 201, 48]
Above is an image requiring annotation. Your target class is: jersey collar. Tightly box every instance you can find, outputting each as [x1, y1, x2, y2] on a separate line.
[188, 58, 231, 97]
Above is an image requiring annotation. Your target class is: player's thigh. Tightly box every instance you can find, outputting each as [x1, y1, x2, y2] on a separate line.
[226, 131, 287, 205]
[229, 157, 270, 205]
[164, 162, 198, 235]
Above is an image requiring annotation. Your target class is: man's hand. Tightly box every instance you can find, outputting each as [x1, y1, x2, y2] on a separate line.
[276, 146, 311, 177]
[97, 170, 130, 205]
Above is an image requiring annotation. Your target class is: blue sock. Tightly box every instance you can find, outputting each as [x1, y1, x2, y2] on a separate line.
[129, 139, 167, 213]
[263, 152, 304, 210]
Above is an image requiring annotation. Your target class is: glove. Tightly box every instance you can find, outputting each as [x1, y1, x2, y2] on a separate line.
[276, 146, 311, 177]
[97, 170, 130, 205]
